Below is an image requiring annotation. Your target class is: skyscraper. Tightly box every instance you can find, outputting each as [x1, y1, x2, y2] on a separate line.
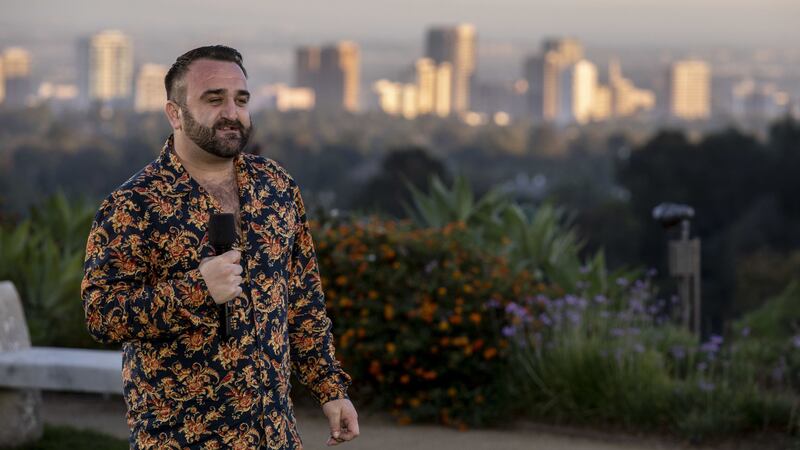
[561, 60, 598, 125]
[425, 23, 476, 114]
[669, 60, 711, 120]
[2, 47, 33, 107]
[524, 38, 583, 122]
[608, 59, 655, 117]
[298, 41, 360, 112]
[134, 64, 167, 113]
[415, 57, 452, 117]
[88, 30, 133, 104]
[295, 46, 320, 89]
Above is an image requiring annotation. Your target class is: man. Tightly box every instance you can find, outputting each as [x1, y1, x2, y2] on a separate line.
[81, 45, 359, 449]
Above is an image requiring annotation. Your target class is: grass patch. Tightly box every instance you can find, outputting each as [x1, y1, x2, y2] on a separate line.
[6, 425, 127, 450]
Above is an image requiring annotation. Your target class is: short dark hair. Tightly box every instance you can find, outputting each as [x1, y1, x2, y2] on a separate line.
[164, 45, 248, 103]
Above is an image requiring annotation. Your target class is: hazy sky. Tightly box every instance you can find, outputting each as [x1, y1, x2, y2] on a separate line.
[2, 0, 798, 48]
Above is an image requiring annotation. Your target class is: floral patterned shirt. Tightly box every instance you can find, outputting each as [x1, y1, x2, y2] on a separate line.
[81, 135, 351, 449]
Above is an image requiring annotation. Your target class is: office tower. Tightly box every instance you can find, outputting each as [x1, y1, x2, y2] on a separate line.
[257, 84, 315, 111]
[561, 59, 597, 125]
[669, 59, 711, 120]
[591, 85, 612, 121]
[295, 46, 320, 89]
[301, 41, 360, 112]
[608, 59, 655, 117]
[373, 80, 403, 116]
[2, 47, 33, 107]
[414, 57, 452, 117]
[425, 23, 476, 114]
[434, 62, 452, 117]
[415, 58, 436, 115]
[524, 37, 583, 121]
[134, 64, 167, 112]
[88, 30, 134, 103]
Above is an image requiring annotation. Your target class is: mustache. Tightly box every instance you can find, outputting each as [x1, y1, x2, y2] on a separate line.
[214, 119, 245, 131]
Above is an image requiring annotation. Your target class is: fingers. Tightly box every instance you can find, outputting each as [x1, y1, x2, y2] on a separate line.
[339, 414, 360, 440]
[325, 407, 359, 446]
[222, 249, 241, 263]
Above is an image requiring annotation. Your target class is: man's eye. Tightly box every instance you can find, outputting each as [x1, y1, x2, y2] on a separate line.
[236, 98, 249, 105]
[208, 98, 222, 104]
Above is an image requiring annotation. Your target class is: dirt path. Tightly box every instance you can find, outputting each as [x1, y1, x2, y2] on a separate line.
[38, 392, 724, 450]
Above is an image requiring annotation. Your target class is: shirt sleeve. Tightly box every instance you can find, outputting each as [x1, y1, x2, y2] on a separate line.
[286, 178, 353, 405]
[81, 193, 215, 344]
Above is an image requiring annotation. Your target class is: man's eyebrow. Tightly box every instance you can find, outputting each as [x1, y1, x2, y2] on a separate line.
[199, 89, 250, 99]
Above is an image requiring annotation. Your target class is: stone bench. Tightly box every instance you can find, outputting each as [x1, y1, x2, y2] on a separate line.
[0, 281, 123, 447]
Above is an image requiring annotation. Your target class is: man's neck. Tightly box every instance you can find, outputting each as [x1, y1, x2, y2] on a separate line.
[173, 133, 235, 181]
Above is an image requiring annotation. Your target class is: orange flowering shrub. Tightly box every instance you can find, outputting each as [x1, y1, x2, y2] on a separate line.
[312, 216, 546, 427]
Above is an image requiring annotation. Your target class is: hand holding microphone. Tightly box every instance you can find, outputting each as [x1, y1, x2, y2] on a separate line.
[201, 213, 241, 339]
[199, 249, 243, 305]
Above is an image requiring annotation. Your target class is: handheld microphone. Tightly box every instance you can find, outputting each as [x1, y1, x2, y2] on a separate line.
[208, 213, 237, 340]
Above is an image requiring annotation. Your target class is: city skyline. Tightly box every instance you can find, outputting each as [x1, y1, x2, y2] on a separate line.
[1, 0, 798, 49]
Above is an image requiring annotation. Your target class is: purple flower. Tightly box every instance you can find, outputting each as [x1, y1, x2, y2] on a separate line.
[539, 313, 553, 327]
[593, 294, 607, 304]
[633, 343, 645, 353]
[697, 362, 707, 372]
[424, 260, 437, 274]
[566, 311, 581, 325]
[579, 265, 591, 274]
[611, 328, 625, 337]
[792, 335, 800, 349]
[484, 298, 501, 309]
[616, 277, 629, 287]
[670, 346, 686, 360]
[628, 327, 641, 336]
[502, 325, 516, 337]
[710, 335, 724, 345]
[740, 327, 750, 337]
[565, 295, 578, 306]
[697, 380, 715, 392]
[646, 267, 658, 278]
[535, 294, 551, 307]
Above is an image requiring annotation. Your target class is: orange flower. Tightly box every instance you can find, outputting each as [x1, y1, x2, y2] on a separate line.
[384, 304, 395, 321]
[385, 342, 396, 354]
[335, 275, 348, 286]
[409, 398, 421, 408]
[437, 287, 447, 297]
[400, 374, 410, 384]
[469, 312, 481, 324]
[483, 347, 498, 360]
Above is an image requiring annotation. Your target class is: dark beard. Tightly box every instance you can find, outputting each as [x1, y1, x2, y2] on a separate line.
[181, 105, 252, 158]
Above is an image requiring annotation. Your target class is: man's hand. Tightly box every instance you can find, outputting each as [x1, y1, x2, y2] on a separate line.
[322, 398, 359, 446]
[198, 250, 243, 305]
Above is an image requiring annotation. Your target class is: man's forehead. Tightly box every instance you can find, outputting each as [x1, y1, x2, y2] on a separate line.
[184, 59, 247, 93]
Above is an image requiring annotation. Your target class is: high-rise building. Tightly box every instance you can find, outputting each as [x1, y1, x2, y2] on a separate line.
[608, 59, 655, 117]
[414, 57, 452, 117]
[669, 59, 711, 120]
[2, 47, 33, 107]
[256, 84, 315, 111]
[88, 30, 134, 104]
[425, 23, 476, 114]
[434, 62, 452, 117]
[295, 46, 320, 89]
[415, 58, 436, 115]
[134, 64, 167, 112]
[524, 38, 583, 122]
[298, 41, 359, 112]
[560, 59, 598, 125]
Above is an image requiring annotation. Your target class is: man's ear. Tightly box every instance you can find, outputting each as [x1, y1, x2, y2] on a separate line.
[165, 100, 182, 130]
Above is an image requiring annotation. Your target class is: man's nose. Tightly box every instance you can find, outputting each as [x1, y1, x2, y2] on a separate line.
[220, 98, 238, 119]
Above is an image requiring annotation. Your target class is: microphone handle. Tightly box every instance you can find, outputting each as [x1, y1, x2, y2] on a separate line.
[213, 245, 234, 340]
